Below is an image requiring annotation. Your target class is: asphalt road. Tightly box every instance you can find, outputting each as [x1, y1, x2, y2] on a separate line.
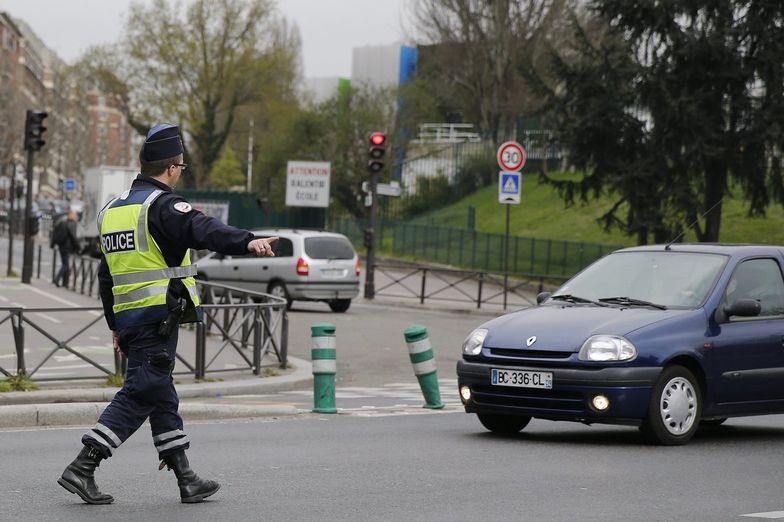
[3, 412, 784, 521]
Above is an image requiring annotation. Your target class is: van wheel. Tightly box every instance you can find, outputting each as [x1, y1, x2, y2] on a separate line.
[328, 299, 351, 313]
[267, 281, 292, 310]
[640, 365, 701, 445]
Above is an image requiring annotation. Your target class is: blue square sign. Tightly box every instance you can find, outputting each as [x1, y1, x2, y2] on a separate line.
[498, 171, 521, 204]
[64, 178, 76, 192]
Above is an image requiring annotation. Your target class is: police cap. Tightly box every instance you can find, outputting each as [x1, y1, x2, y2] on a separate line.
[140, 123, 184, 161]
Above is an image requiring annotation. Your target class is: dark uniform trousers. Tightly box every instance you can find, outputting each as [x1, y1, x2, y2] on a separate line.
[82, 326, 189, 459]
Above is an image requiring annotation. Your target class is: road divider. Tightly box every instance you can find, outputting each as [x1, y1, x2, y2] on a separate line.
[403, 325, 444, 409]
[311, 323, 337, 414]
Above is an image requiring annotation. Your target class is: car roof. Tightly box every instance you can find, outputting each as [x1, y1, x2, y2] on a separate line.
[250, 228, 348, 239]
[615, 243, 784, 257]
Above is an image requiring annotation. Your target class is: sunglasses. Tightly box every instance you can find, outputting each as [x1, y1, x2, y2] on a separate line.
[172, 163, 188, 171]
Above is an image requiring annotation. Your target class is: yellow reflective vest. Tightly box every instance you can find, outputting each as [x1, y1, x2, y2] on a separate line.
[99, 188, 200, 329]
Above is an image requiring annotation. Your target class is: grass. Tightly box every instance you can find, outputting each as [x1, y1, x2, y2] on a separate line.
[105, 373, 124, 387]
[0, 373, 40, 392]
[411, 172, 784, 246]
[261, 368, 280, 377]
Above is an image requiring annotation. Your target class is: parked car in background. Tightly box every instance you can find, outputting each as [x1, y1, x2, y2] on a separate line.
[457, 244, 784, 445]
[195, 228, 360, 312]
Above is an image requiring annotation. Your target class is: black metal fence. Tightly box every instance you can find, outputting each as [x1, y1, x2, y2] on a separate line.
[0, 256, 289, 381]
[331, 218, 621, 279]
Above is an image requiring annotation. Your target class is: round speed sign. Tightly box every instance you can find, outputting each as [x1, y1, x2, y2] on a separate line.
[497, 141, 526, 171]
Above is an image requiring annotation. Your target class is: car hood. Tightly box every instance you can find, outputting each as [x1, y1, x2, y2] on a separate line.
[481, 305, 688, 352]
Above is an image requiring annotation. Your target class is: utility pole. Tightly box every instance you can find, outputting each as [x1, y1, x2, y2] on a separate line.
[246, 119, 254, 193]
[363, 132, 386, 299]
[21, 110, 47, 284]
[7, 170, 15, 276]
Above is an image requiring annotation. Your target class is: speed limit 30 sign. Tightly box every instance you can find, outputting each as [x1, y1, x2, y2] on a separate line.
[497, 141, 526, 172]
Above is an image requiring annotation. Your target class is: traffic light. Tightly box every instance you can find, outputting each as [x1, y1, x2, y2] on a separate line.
[367, 132, 386, 173]
[24, 110, 48, 152]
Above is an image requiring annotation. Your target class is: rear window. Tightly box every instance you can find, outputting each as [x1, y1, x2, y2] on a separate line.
[304, 237, 355, 259]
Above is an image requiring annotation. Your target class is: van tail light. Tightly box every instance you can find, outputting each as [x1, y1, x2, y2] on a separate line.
[355, 259, 361, 277]
[296, 257, 309, 276]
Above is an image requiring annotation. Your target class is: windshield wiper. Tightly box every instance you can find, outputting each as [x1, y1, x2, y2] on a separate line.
[598, 296, 667, 310]
[550, 294, 609, 307]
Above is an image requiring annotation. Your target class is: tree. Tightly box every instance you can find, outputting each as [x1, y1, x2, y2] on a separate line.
[409, 0, 569, 140]
[259, 84, 398, 218]
[77, 0, 301, 188]
[538, 1, 784, 244]
[209, 145, 245, 189]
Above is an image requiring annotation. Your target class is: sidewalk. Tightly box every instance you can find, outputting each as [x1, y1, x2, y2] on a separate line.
[0, 355, 313, 428]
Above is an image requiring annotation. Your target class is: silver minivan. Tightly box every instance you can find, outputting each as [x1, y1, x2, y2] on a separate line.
[195, 229, 360, 312]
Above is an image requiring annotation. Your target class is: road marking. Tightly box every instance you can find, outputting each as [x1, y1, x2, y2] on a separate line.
[740, 512, 784, 519]
[0, 295, 7, 302]
[33, 313, 62, 324]
[26, 286, 102, 316]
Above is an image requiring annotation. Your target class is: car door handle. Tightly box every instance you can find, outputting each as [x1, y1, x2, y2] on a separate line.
[233, 266, 239, 270]
[262, 266, 268, 270]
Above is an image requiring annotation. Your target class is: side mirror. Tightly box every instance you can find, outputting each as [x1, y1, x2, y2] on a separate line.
[716, 298, 761, 323]
[536, 292, 552, 305]
[215, 253, 226, 261]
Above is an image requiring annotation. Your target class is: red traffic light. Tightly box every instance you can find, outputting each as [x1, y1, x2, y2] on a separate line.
[370, 132, 386, 146]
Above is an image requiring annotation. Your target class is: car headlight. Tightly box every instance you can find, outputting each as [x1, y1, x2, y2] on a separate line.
[578, 335, 636, 362]
[462, 329, 488, 356]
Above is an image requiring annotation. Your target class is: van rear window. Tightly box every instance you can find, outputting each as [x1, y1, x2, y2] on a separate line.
[304, 237, 354, 259]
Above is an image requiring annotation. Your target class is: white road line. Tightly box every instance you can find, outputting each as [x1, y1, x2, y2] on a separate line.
[0, 295, 8, 302]
[740, 512, 784, 519]
[33, 313, 62, 324]
[34, 363, 95, 370]
[26, 286, 102, 316]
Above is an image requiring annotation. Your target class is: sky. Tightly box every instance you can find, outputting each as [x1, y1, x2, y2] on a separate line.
[0, 0, 410, 78]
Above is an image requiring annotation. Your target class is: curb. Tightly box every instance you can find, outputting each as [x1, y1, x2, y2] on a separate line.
[0, 402, 300, 428]
[0, 356, 313, 406]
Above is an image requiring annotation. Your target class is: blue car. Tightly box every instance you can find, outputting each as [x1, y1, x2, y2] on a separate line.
[457, 244, 784, 445]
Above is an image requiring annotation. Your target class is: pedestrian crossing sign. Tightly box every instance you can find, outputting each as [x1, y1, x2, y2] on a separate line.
[498, 171, 521, 204]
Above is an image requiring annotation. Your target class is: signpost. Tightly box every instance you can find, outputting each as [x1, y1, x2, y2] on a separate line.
[497, 141, 525, 309]
[63, 178, 76, 193]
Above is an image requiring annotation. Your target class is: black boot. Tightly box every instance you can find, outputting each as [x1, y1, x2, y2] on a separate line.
[161, 450, 220, 503]
[58, 446, 114, 504]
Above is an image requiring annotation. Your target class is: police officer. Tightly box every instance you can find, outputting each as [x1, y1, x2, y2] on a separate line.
[58, 123, 277, 505]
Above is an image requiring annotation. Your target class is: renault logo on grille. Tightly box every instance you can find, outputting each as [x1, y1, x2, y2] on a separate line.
[526, 336, 537, 347]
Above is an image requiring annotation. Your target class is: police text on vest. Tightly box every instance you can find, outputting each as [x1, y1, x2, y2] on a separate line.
[102, 230, 136, 253]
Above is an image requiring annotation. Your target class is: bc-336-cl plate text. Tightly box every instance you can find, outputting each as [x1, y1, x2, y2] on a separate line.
[491, 368, 553, 389]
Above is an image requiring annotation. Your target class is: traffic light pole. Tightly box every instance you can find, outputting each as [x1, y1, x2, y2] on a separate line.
[6, 174, 15, 277]
[21, 149, 35, 284]
[363, 167, 378, 299]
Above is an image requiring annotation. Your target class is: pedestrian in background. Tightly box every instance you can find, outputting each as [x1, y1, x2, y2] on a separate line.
[57, 123, 278, 505]
[51, 210, 79, 287]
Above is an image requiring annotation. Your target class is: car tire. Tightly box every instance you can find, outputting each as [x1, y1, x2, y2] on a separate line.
[477, 413, 531, 434]
[700, 417, 727, 427]
[641, 365, 701, 445]
[267, 281, 292, 310]
[328, 299, 351, 313]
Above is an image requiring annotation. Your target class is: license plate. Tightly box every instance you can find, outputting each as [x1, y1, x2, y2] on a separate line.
[320, 268, 345, 279]
[491, 368, 552, 389]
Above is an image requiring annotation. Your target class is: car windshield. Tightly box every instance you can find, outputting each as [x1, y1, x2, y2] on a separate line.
[304, 237, 355, 259]
[552, 251, 728, 309]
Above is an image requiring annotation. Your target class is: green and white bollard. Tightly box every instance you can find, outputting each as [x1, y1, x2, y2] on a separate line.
[311, 323, 337, 414]
[404, 325, 444, 409]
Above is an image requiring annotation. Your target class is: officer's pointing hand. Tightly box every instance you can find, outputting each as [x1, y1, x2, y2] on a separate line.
[247, 236, 278, 257]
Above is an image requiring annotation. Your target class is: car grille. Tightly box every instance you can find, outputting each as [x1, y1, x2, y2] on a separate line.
[488, 348, 573, 359]
[472, 384, 584, 412]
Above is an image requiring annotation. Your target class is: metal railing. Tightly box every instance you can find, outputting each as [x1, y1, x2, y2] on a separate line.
[0, 256, 289, 381]
[373, 261, 569, 310]
[331, 218, 621, 279]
